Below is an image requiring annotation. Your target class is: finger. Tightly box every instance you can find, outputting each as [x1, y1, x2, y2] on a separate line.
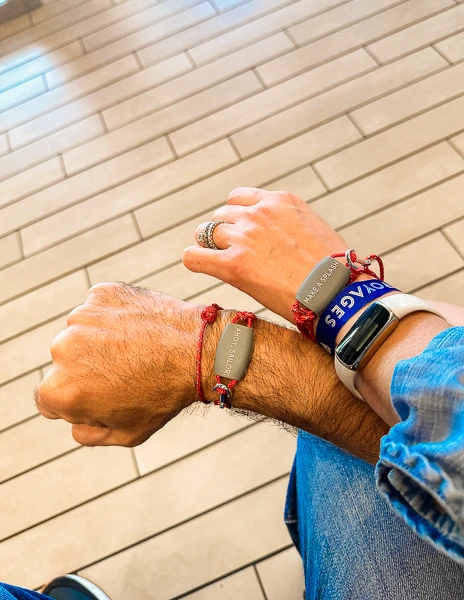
[183, 245, 229, 281]
[72, 424, 113, 446]
[210, 204, 248, 224]
[67, 304, 87, 326]
[227, 187, 270, 206]
[194, 221, 234, 249]
[34, 386, 61, 420]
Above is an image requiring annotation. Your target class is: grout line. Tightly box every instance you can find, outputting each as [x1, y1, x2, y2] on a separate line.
[16, 230, 25, 260]
[40, 363, 52, 378]
[362, 44, 381, 65]
[72, 473, 291, 581]
[283, 27, 298, 47]
[5, 130, 12, 153]
[98, 110, 109, 134]
[58, 153, 68, 178]
[84, 267, 92, 288]
[432, 44, 453, 66]
[165, 133, 179, 159]
[345, 111, 366, 138]
[41, 74, 49, 92]
[412, 266, 464, 297]
[208, 0, 220, 15]
[184, 48, 197, 69]
[0, 413, 38, 437]
[130, 212, 144, 241]
[441, 228, 464, 259]
[130, 448, 141, 478]
[172, 543, 294, 599]
[310, 162, 331, 192]
[133, 50, 144, 71]
[252, 66, 267, 89]
[253, 564, 269, 600]
[78, 37, 87, 55]
[227, 135, 243, 161]
[447, 136, 464, 159]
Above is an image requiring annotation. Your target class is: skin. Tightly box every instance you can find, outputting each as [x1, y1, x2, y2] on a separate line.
[36, 187, 462, 464]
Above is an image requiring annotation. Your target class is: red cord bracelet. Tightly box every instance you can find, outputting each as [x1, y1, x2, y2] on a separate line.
[196, 305, 256, 409]
[291, 250, 384, 341]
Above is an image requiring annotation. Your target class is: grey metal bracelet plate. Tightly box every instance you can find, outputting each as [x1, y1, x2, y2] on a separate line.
[295, 256, 351, 314]
[214, 323, 254, 381]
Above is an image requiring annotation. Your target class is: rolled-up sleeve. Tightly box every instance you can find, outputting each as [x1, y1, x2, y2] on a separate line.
[376, 327, 464, 563]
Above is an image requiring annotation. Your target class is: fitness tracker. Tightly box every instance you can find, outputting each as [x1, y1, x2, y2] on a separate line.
[334, 294, 444, 400]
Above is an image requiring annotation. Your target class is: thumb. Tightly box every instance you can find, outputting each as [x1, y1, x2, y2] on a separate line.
[183, 245, 228, 280]
[72, 424, 113, 446]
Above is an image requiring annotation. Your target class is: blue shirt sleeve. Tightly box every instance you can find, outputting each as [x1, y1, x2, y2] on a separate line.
[376, 327, 464, 563]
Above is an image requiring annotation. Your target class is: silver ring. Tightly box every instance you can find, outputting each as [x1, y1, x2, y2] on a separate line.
[198, 220, 227, 250]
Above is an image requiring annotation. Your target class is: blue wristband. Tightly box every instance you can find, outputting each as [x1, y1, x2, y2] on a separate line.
[316, 280, 400, 355]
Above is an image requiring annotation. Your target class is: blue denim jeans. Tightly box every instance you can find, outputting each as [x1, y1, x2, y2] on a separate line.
[2, 432, 464, 600]
[285, 432, 464, 599]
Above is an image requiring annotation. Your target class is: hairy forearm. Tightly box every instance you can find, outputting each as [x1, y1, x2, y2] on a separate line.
[199, 311, 389, 464]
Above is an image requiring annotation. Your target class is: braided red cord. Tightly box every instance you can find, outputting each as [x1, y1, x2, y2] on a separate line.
[196, 303, 222, 403]
[292, 252, 384, 340]
[196, 307, 257, 408]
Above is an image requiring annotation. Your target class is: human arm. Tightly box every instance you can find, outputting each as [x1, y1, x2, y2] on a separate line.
[35, 282, 388, 463]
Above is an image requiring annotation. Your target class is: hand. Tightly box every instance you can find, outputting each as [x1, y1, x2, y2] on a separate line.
[36, 283, 199, 447]
[183, 187, 347, 322]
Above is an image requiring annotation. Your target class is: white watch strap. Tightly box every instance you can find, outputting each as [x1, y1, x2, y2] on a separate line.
[335, 293, 445, 401]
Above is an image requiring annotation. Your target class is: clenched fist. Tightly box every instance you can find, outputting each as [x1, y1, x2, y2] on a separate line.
[36, 283, 200, 447]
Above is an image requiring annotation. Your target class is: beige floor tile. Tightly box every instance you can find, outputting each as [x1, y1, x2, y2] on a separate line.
[0, 158, 64, 209]
[312, 143, 464, 230]
[0, 76, 46, 113]
[64, 70, 262, 175]
[3, 54, 139, 132]
[0, 445, 136, 541]
[189, 283, 263, 313]
[0, 0, 112, 57]
[9, 53, 191, 148]
[171, 49, 376, 156]
[0, 115, 105, 183]
[0, 42, 83, 93]
[416, 269, 464, 307]
[0, 233, 22, 270]
[134, 409, 251, 475]
[368, 3, 464, 63]
[258, 0, 450, 86]
[135, 117, 360, 239]
[266, 165, 326, 200]
[237, 48, 445, 158]
[0, 416, 78, 483]
[0, 316, 67, 385]
[443, 217, 464, 255]
[104, 33, 292, 131]
[351, 61, 464, 135]
[137, 0, 293, 67]
[257, 547, 305, 600]
[79, 479, 291, 600]
[0, 14, 30, 41]
[288, 0, 401, 47]
[435, 30, 464, 63]
[0, 135, 8, 156]
[46, 0, 207, 88]
[19, 137, 173, 254]
[0, 271, 88, 343]
[383, 232, 464, 292]
[340, 173, 464, 256]
[189, 0, 343, 66]
[138, 262, 221, 301]
[0, 371, 42, 432]
[314, 95, 464, 189]
[0, 216, 139, 305]
[182, 568, 265, 600]
[83, 0, 201, 53]
[0, 425, 294, 588]
[23, 140, 236, 253]
[31, 0, 99, 25]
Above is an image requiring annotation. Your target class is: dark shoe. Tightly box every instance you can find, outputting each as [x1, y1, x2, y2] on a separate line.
[42, 575, 111, 600]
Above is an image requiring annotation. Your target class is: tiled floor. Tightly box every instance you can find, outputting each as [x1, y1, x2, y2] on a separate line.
[1, 0, 464, 597]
